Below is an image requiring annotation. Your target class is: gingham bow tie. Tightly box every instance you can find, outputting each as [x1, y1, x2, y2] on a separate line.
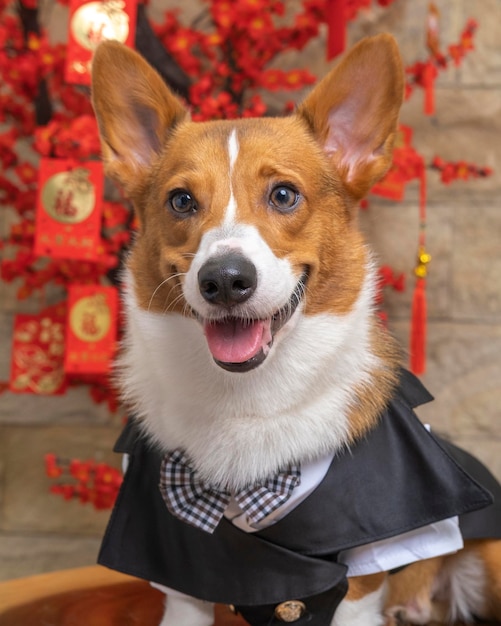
[159, 449, 301, 534]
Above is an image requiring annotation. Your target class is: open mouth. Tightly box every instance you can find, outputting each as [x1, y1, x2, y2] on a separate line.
[202, 270, 308, 373]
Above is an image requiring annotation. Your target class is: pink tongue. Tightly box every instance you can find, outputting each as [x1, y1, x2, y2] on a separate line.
[204, 319, 270, 363]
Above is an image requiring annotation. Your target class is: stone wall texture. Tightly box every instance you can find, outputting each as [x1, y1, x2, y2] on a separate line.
[0, 0, 500, 579]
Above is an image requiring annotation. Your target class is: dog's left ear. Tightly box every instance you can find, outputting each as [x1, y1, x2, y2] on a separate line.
[91, 41, 188, 200]
[297, 33, 404, 200]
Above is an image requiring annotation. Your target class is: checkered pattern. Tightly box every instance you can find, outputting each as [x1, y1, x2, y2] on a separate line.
[159, 449, 301, 534]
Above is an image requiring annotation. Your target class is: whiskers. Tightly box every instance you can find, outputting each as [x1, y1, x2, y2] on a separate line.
[295, 272, 309, 308]
[272, 270, 309, 330]
[166, 289, 194, 318]
[147, 272, 187, 315]
[147, 252, 195, 317]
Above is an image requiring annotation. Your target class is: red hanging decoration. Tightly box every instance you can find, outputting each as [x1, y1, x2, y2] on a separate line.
[64, 285, 119, 375]
[431, 156, 493, 184]
[410, 257, 428, 375]
[326, 0, 347, 60]
[426, 2, 440, 56]
[9, 303, 67, 395]
[405, 7, 479, 116]
[376, 266, 406, 325]
[371, 125, 416, 201]
[412, 2, 441, 116]
[34, 158, 104, 261]
[409, 170, 431, 375]
[325, 0, 385, 60]
[422, 61, 437, 116]
[66, 0, 138, 85]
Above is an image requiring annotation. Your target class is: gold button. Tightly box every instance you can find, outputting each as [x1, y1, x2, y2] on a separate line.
[274, 600, 306, 622]
[227, 604, 237, 614]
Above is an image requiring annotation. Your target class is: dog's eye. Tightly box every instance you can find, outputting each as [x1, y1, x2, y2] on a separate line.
[169, 190, 197, 216]
[269, 185, 300, 212]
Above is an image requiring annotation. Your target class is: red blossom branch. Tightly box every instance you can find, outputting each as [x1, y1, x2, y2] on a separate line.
[376, 265, 406, 325]
[153, 1, 325, 120]
[405, 14, 478, 114]
[431, 156, 493, 185]
[45, 453, 123, 510]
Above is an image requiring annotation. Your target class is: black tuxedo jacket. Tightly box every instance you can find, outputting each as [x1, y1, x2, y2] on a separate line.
[98, 370, 500, 625]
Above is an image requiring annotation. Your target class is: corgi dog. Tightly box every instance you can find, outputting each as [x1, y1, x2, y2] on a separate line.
[91, 34, 501, 626]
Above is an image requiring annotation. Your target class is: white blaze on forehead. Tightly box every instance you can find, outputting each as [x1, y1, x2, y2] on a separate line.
[223, 129, 239, 226]
[228, 128, 239, 169]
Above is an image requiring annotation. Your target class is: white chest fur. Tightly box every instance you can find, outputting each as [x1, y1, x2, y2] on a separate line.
[119, 258, 380, 490]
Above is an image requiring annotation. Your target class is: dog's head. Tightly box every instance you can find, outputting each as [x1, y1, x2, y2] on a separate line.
[91, 35, 403, 374]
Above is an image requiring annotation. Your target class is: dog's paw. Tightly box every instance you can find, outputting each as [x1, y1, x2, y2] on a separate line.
[384, 602, 431, 626]
[384, 607, 408, 626]
[157, 593, 214, 626]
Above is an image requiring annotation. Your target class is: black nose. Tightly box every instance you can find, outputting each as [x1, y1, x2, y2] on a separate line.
[198, 253, 257, 306]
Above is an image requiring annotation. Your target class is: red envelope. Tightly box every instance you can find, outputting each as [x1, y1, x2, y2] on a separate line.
[65, 0, 137, 85]
[64, 285, 119, 375]
[10, 304, 67, 395]
[34, 158, 103, 261]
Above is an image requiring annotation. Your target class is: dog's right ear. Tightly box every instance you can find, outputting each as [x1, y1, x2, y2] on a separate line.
[296, 34, 404, 202]
[91, 41, 187, 197]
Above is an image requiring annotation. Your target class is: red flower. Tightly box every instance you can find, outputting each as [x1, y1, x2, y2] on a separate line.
[14, 161, 38, 186]
[59, 88, 94, 117]
[284, 68, 316, 88]
[102, 201, 132, 230]
[70, 115, 101, 158]
[259, 68, 315, 91]
[0, 15, 24, 50]
[13, 188, 37, 215]
[2, 99, 36, 135]
[33, 115, 100, 159]
[169, 27, 202, 74]
[44, 453, 63, 478]
[70, 459, 91, 482]
[431, 155, 493, 185]
[242, 94, 267, 118]
[33, 120, 59, 156]
[259, 69, 285, 91]
[210, 0, 236, 33]
[0, 129, 18, 168]
[0, 175, 19, 204]
[45, 455, 122, 509]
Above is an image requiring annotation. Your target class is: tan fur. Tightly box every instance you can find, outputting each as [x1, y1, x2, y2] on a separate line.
[385, 540, 501, 624]
[347, 322, 401, 442]
[478, 539, 501, 618]
[347, 573, 387, 602]
[385, 555, 446, 624]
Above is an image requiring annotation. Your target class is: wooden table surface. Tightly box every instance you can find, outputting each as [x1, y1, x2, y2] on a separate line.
[0, 566, 498, 625]
[0, 566, 244, 626]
